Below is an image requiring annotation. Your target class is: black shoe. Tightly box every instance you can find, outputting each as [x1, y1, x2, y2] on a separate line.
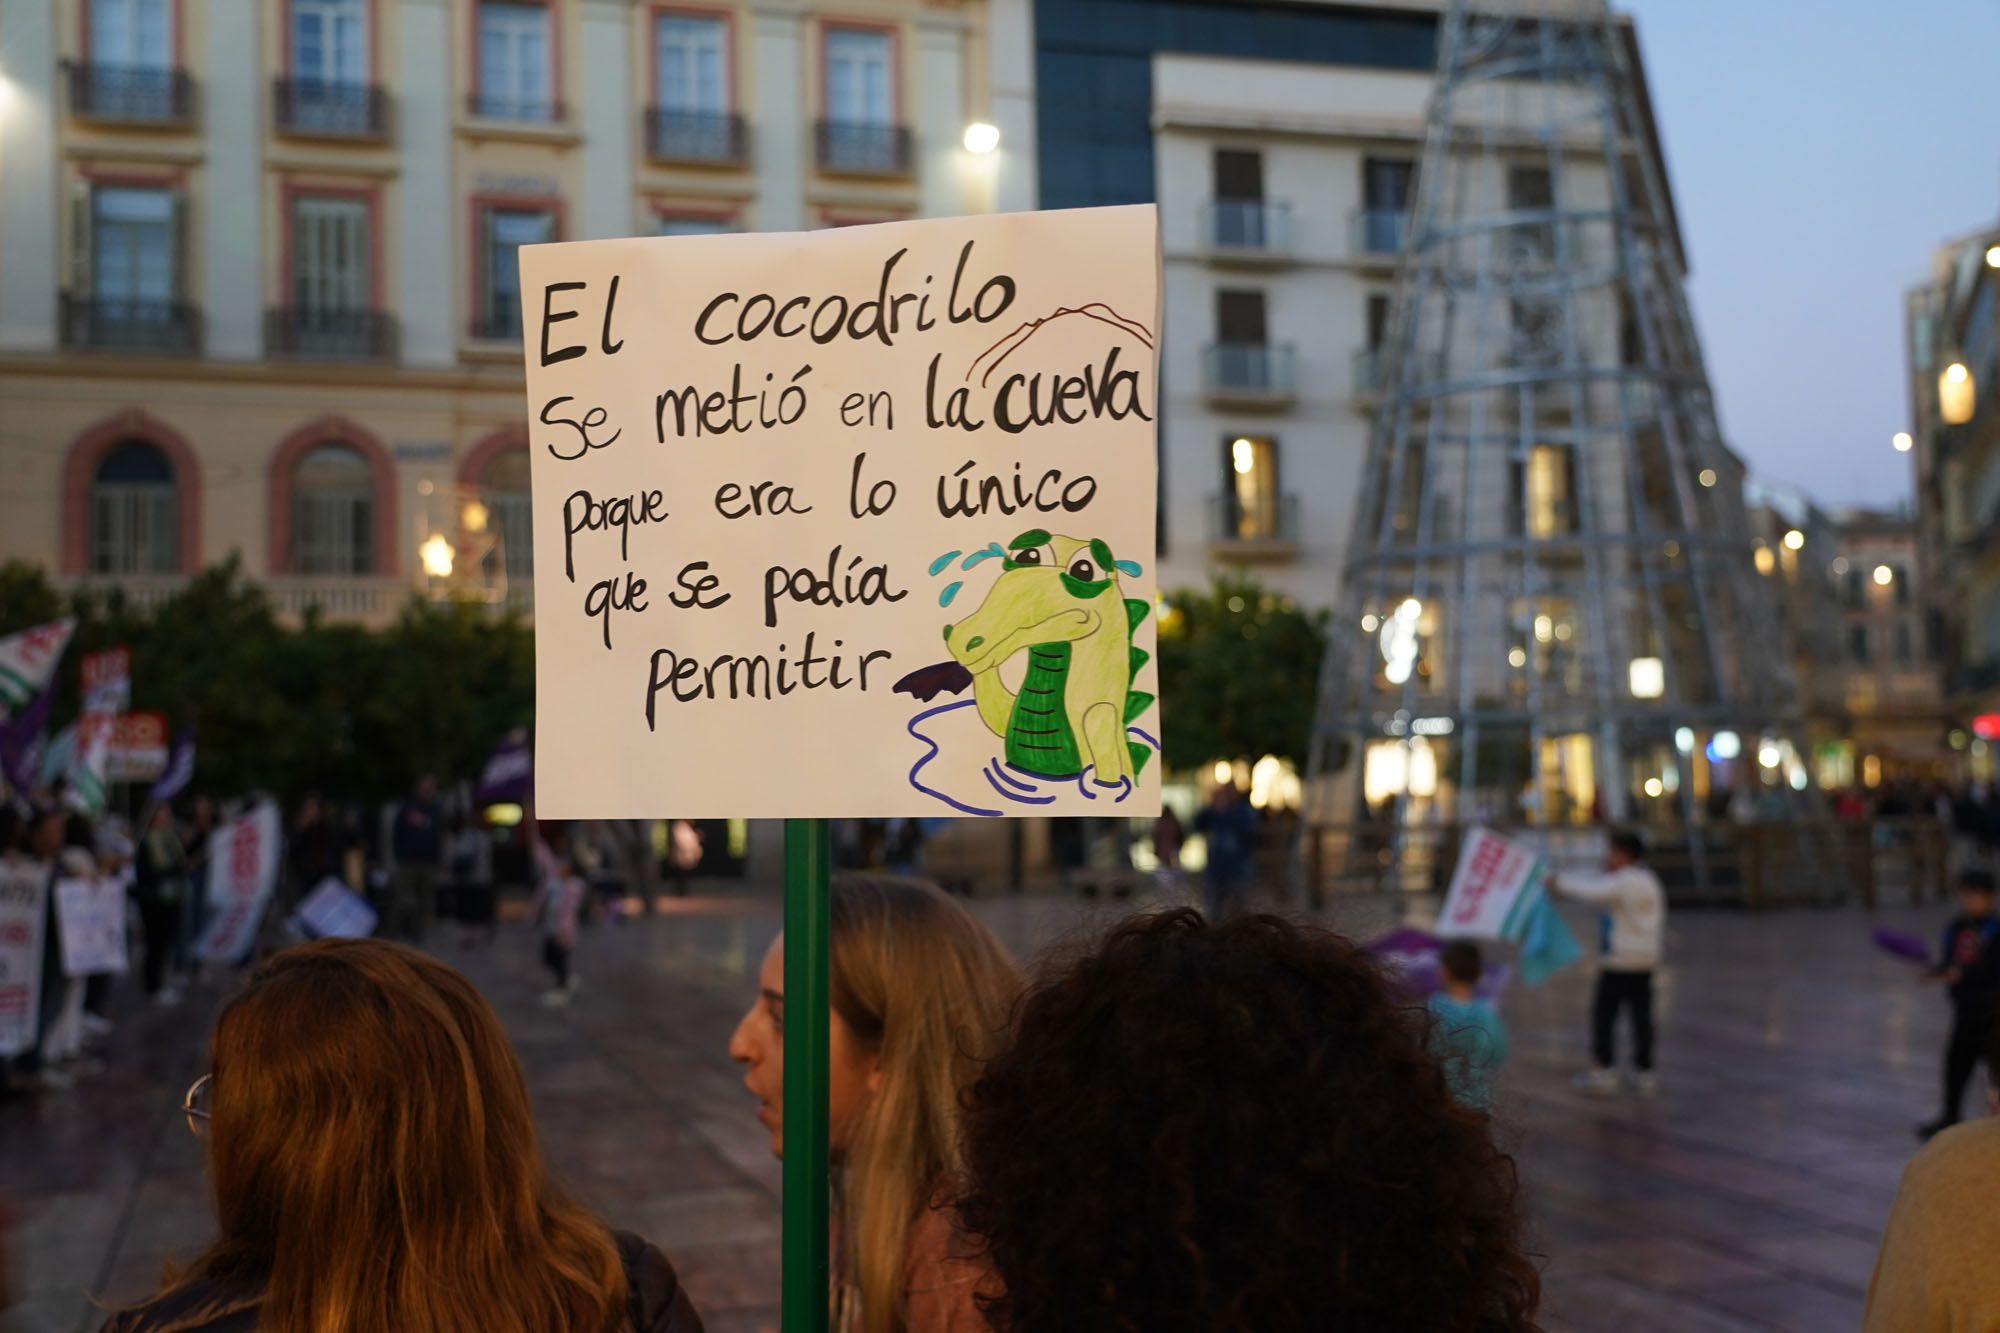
[1917, 1117, 1957, 1141]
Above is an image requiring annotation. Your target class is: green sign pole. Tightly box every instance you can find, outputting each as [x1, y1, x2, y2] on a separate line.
[781, 817, 831, 1333]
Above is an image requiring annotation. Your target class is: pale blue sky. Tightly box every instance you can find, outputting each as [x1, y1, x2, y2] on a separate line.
[1625, 0, 2000, 507]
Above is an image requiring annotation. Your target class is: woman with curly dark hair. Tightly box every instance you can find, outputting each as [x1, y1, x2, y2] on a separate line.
[956, 909, 1541, 1333]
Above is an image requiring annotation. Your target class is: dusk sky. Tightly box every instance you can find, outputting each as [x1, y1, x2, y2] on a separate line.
[1623, 0, 2000, 509]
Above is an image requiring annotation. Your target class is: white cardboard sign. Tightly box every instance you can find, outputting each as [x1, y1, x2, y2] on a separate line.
[55, 876, 129, 977]
[0, 863, 46, 1056]
[522, 207, 1163, 819]
[293, 876, 378, 940]
[1437, 827, 1544, 940]
[197, 801, 282, 963]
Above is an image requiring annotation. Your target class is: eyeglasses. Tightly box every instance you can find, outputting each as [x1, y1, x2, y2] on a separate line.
[183, 1073, 213, 1139]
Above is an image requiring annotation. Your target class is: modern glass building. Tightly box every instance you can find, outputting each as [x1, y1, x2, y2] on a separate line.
[1035, 0, 1439, 211]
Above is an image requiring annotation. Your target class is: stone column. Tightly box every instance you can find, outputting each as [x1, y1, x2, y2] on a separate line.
[0, 0, 60, 350]
[579, 0, 636, 240]
[915, 14, 967, 219]
[202, 0, 264, 359]
[751, 1, 805, 232]
[984, 0, 1038, 213]
[398, 0, 455, 366]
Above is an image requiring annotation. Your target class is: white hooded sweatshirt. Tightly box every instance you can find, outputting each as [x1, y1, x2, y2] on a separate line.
[1555, 862, 1664, 971]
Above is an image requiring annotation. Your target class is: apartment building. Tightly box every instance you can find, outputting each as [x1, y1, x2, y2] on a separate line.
[1825, 509, 1948, 785]
[0, 0, 1033, 622]
[1906, 222, 2000, 779]
[1743, 477, 1849, 782]
[1029, 0, 1677, 612]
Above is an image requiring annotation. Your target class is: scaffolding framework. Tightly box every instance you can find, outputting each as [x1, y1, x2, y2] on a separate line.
[1306, 0, 1801, 891]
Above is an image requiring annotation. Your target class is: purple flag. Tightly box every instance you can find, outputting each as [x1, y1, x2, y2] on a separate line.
[0, 686, 53, 799]
[148, 725, 196, 805]
[1872, 926, 1931, 966]
[475, 733, 533, 805]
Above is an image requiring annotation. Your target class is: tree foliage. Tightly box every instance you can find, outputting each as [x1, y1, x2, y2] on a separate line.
[1155, 575, 1328, 772]
[0, 559, 532, 805]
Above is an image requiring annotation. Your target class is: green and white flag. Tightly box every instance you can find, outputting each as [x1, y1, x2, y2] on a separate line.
[0, 619, 75, 710]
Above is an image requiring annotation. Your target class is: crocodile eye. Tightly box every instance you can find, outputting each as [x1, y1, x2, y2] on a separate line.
[1013, 547, 1044, 566]
[1067, 555, 1098, 583]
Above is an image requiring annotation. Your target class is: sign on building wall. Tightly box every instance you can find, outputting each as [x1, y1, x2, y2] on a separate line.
[521, 207, 1163, 818]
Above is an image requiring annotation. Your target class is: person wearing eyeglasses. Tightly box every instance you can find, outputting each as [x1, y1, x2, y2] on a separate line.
[103, 939, 707, 1333]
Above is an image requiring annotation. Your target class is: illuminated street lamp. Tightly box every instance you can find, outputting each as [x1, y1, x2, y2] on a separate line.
[1892, 431, 1913, 453]
[1872, 564, 1893, 587]
[962, 122, 1000, 155]
[420, 533, 456, 579]
[1782, 528, 1805, 551]
[1940, 362, 1976, 425]
[1628, 656, 1665, 699]
[1986, 244, 2000, 269]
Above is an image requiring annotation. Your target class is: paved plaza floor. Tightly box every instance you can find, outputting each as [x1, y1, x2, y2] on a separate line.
[0, 884, 1975, 1333]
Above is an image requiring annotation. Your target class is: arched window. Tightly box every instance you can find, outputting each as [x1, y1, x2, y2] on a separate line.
[90, 438, 179, 573]
[292, 442, 376, 574]
[481, 447, 533, 583]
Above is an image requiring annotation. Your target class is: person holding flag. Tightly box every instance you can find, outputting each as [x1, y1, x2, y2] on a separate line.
[1549, 829, 1667, 1097]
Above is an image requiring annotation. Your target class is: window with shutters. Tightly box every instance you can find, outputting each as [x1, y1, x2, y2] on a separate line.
[1509, 443, 1580, 537]
[282, 192, 382, 356]
[78, 0, 188, 122]
[1359, 157, 1414, 253]
[476, 1, 554, 120]
[90, 439, 179, 575]
[65, 182, 194, 350]
[481, 448, 534, 583]
[818, 26, 903, 173]
[1507, 164, 1556, 261]
[292, 0, 367, 84]
[1222, 435, 1285, 541]
[292, 443, 377, 575]
[92, 0, 173, 67]
[474, 204, 556, 340]
[648, 11, 737, 161]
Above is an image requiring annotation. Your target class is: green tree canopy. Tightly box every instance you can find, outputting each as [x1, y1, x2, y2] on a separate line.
[0, 559, 533, 805]
[1156, 575, 1328, 773]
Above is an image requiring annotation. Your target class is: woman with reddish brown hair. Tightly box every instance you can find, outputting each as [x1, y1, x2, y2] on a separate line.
[102, 938, 705, 1333]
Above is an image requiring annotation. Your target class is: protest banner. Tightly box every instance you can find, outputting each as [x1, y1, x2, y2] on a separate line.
[106, 711, 170, 783]
[1439, 827, 1545, 940]
[1437, 827, 1582, 985]
[0, 618, 74, 710]
[148, 724, 197, 805]
[81, 647, 132, 715]
[196, 801, 282, 964]
[0, 864, 46, 1057]
[292, 876, 378, 940]
[475, 732, 533, 805]
[55, 877, 129, 977]
[520, 206, 1162, 821]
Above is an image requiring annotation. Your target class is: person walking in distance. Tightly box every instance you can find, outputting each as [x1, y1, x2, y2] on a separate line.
[1193, 781, 1257, 920]
[387, 775, 445, 945]
[1917, 868, 2000, 1140]
[133, 804, 191, 1007]
[1550, 828, 1665, 1097]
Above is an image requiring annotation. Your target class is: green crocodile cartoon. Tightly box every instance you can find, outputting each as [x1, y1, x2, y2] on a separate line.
[894, 529, 1153, 787]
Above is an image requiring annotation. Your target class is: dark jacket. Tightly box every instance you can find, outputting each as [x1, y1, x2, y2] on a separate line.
[99, 1231, 705, 1333]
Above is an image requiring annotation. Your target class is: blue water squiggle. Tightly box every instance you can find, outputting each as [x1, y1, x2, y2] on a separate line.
[990, 763, 1038, 792]
[985, 766, 1055, 805]
[960, 543, 1005, 571]
[939, 581, 964, 607]
[928, 550, 964, 576]
[1129, 725, 1162, 751]
[1114, 559, 1144, 577]
[906, 700, 1003, 817]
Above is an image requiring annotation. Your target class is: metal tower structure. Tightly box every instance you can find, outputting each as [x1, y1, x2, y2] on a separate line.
[1305, 0, 1802, 895]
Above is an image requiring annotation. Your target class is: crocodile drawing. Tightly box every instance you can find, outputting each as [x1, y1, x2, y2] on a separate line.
[894, 529, 1153, 787]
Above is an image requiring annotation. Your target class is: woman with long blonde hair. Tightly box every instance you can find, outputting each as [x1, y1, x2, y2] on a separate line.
[729, 873, 1020, 1332]
[103, 938, 706, 1333]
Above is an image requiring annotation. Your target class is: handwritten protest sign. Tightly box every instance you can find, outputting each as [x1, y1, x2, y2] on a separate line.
[197, 801, 282, 963]
[521, 207, 1163, 819]
[0, 864, 46, 1056]
[1438, 827, 1544, 940]
[55, 876, 128, 977]
[292, 876, 378, 940]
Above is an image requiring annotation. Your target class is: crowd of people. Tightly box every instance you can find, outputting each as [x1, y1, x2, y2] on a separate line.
[1, 787, 1995, 1330]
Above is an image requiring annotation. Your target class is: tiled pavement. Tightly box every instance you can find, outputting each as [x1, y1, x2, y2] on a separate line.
[0, 884, 1977, 1333]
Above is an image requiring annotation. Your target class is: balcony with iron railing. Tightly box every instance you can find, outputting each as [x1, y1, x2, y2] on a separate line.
[1350, 208, 1409, 263]
[1203, 342, 1296, 409]
[273, 78, 392, 141]
[1200, 200, 1293, 263]
[647, 109, 750, 165]
[1208, 492, 1301, 561]
[265, 308, 399, 361]
[60, 294, 201, 354]
[465, 90, 565, 123]
[814, 120, 913, 176]
[65, 63, 197, 126]
[469, 303, 525, 344]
